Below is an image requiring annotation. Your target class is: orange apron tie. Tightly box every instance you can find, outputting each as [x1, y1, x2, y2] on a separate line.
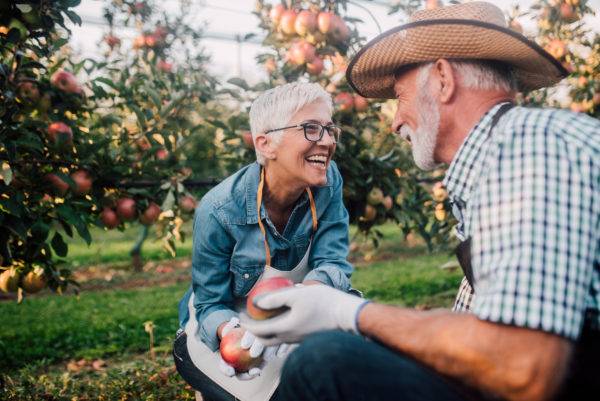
[256, 167, 317, 266]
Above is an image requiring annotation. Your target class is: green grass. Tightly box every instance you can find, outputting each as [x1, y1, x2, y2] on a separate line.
[64, 222, 194, 268]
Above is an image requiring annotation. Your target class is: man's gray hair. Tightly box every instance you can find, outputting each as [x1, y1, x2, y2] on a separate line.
[249, 81, 333, 165]
[416, 59, 518, 93]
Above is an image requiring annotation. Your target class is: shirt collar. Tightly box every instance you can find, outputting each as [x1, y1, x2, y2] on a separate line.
[443, 102, 510, 203]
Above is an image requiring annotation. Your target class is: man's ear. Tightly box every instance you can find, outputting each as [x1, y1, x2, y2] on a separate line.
[431, 59, 456, 104]
[255, 134, 276, 160]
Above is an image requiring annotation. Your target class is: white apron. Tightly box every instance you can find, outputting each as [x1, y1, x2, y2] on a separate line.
[185, 167, 318, 401]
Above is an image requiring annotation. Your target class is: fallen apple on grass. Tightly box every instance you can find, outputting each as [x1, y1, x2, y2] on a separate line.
[220, 327, 264, 372]
[246, 277, 295, 320]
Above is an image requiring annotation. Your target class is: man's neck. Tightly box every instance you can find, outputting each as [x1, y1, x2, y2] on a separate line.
[437, 90, 515, 165]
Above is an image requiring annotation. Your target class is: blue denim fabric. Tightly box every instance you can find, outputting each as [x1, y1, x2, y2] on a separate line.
[272, 331, 478, 401]
[178, 161, 353, 351]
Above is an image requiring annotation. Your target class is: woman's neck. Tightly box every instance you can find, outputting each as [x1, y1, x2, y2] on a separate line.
[262, 167, 305, 233]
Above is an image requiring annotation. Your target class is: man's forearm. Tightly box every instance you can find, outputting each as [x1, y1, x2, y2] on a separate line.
[357, 303, 572, 401]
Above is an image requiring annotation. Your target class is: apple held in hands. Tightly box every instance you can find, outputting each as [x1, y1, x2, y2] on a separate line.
[246, 277, 295, 320]
[220, 327, 263, 372]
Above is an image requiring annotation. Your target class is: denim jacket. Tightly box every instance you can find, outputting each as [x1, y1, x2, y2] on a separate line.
[177, 161, 353, 351]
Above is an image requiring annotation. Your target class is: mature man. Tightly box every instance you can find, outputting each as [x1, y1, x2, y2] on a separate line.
[242, 2, 600, 400]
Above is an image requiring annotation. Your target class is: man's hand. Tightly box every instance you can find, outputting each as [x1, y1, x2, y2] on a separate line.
[218, 317, 288, 380]
[240, 285, 370, 346]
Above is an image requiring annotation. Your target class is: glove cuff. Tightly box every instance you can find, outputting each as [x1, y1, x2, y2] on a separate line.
[339, 297, 371, 335]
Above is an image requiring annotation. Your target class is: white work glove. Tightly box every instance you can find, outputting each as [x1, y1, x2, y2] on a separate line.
[218, 317, 289, 380]
[240, 285, 370, 346]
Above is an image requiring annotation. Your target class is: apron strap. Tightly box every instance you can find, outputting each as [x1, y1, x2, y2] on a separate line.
[257, 167, 318, 267]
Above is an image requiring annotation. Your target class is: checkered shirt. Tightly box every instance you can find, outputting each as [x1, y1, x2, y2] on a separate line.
[443, 103, 600, 340]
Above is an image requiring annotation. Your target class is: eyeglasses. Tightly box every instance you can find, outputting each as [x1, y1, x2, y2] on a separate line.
[265, 122, 342, 144]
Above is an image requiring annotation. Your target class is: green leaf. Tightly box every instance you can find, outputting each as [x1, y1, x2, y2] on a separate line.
[161, 190, 175, 211]
[141, 86, 163, 109]
[51, 232, 68, 257]
[30, 221, 50, 242]
[94, 77, 117, 90]
[206, 119, 228, 130]
[1, 162, 12, 186]
[227, 77, 249, 91]
[0, 197, 22, 217]
[65, 10, 82, 26]
[76, 219, 92, 245]
[5, 215, 27, 238]
[129, 104, 147, 130]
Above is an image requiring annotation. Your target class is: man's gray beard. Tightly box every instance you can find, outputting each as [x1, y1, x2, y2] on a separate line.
[400, 81, 441, 171]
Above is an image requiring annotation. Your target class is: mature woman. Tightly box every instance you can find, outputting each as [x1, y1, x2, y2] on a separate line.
[173, 82, 354, 401]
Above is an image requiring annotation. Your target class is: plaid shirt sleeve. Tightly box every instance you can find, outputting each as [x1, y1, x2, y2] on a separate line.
[468, 108, 600, 340]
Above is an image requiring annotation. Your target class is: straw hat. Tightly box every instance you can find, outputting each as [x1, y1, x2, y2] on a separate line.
[346, 1, 569, 99]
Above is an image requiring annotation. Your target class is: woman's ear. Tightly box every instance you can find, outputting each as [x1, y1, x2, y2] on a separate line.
[255, 134, 277, 160]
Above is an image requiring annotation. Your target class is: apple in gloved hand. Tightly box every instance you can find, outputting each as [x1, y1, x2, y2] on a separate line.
[246, 277, 294, 320]
[220, 327, 263, 372]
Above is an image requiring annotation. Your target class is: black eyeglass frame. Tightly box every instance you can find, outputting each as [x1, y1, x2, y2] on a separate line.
[264, 122, 342, 144]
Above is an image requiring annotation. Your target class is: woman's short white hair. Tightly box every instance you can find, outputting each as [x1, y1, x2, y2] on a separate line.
[249, 81, 333, 165]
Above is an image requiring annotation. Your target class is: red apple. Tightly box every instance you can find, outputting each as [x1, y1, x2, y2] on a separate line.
[306, 56, 324, 75]
[50, 70, 78, 94]
[179, 195, 196, 212]
[560, 3, 580, 22]
[334, 92, 354, 111]
[21, 269, 46, 294]
[382, 195, 393, 211]
[140, 202, 160, 226]
[246, 277, 294, 320]
[116, 197, 138, 220]
[0, 268, 20, 293]
[364, 204, 377, 221]
[290, 40, 315, 65]
[156, 148, 169, 160]
[425, 0, 439, 9]
[47, 122, 73, 146]
[317, 11, 335, 35]
[70, 170, 92, 196]
[509, 20, 523, 34]
[220, 327, 264, 372]
[45, 173, 69, 196]
[101, 207, 120, 229]
[269, 4, 286, 24]
[264, 58, 276, 74]
[331, 15, 349, 42]
[546, 39, 567, 60]
[17, 81, 40, 103]
[354, 95, 369, 111]
[367, 187, 384, 205]
[295, 10, 317, 36]
[104, 35, 121, 47]
[349, 242, 359, 252]
[280, 9, 297, 35]
[156, 59, 173, 72]
[242, 131, 254, 148]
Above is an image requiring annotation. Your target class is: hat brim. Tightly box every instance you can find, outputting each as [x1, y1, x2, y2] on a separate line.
[347, 19, 569, 99]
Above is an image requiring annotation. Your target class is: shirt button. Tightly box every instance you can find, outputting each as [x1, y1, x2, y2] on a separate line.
[244, 273, 249, 279]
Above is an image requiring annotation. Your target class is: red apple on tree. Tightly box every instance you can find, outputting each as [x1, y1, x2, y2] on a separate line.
[70, 170, 92, 196]
[104, 35, 121, 48]
[156, 148, 169, 160]
[0, 268, 20, 293]
[116, 197, 138, 220]
[280, 9, 297, 35]
[50, 70, 78, 94]
[306, 56, 324, 75]
[382, 195, 393, 211]
[47, 122, 73, 146]
[290, 40, 315, 65]
[247, 277, 295, 320]
[101, 207, 120, 229]
[317, 11, 335, 35]
[367, 187, 384, 205]
[295, 10, 317, 36]
[17, 81, 40, 103]
[334, 92, 354, 111]
[179, 195, 196, 212]
[354, 95, 369, 111]
[220, 327, 264, 372]
[21, 268, 46, 294]
[364, 204, 377, 221]
[45, 173, 69, 196]
[269, 4, 286, 24]
[242, 131, 254, 148]
[140, 202, 161, 226]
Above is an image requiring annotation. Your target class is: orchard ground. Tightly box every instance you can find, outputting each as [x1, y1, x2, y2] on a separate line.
[0, 222, 462, 400]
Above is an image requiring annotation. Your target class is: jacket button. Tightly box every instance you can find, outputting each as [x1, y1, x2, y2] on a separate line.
[244, 273, 249, 279]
